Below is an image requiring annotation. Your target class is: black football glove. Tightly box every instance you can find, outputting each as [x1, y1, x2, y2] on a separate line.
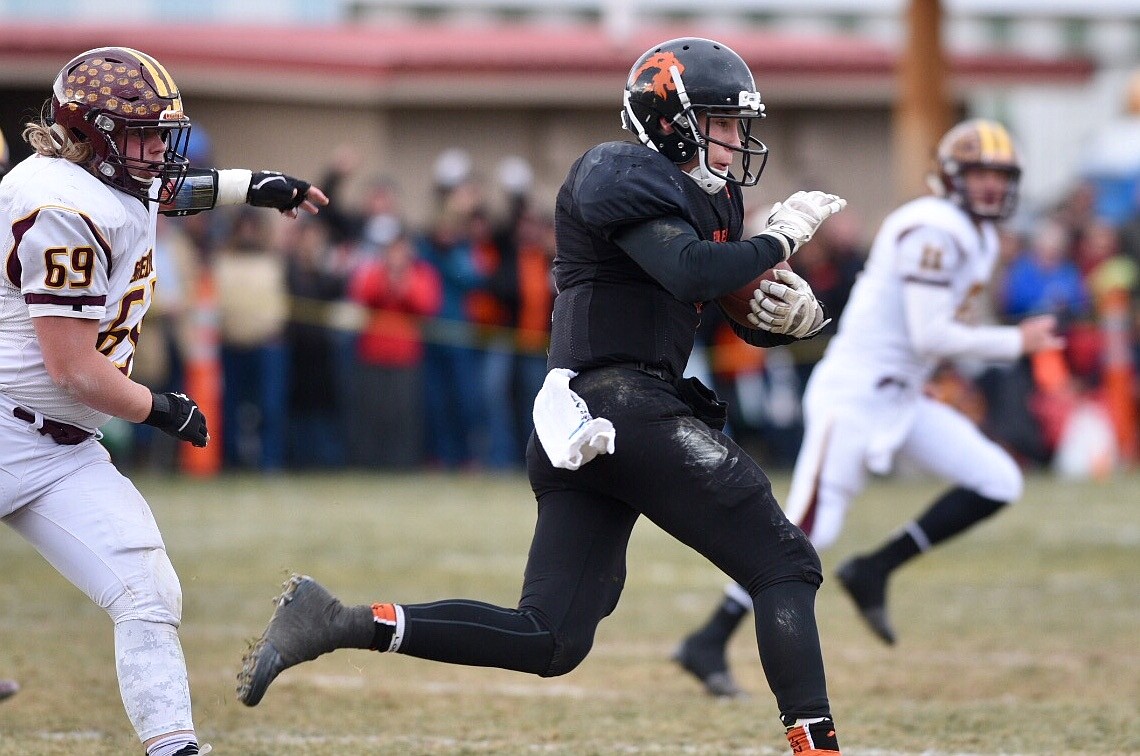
[144, 391, 209, 447]
[247, 171, 312, 212]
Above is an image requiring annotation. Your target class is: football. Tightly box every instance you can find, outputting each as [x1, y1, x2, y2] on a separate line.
[716, 260, 791, 326]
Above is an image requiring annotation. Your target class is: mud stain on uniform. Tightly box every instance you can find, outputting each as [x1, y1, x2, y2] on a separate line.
[673, 421, 732, 471]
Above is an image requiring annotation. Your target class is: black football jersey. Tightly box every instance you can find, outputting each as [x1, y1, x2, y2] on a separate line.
[548, 141, 787, 376]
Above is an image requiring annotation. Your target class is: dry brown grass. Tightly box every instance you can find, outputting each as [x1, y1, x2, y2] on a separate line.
[0, 470, 1137, 755]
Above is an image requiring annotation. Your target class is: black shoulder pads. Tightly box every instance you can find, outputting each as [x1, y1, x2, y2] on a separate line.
[570, 142, 687, 239]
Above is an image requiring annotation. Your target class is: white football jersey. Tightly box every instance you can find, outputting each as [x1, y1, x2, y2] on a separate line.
[786, 195, 1026, 534]
[809, 195, 1019, 397]
[0, 154, 158, 429]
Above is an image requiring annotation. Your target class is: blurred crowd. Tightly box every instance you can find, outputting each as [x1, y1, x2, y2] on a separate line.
[119, 137, 558, 474]
[115, 116, 1140, 478]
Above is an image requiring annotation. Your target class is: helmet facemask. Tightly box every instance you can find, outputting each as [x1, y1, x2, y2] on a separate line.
[671, 69, 767, 194]
[941, 162, 1021, 221]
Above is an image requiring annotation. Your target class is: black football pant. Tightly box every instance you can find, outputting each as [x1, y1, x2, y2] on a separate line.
[397, 366, 831, 720]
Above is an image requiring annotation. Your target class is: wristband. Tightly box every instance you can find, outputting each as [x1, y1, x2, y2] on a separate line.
[216, 169, 254, 206]
[144, 391, 170, 427]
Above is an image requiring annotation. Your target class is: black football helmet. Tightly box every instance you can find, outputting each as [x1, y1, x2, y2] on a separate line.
[931, 118, 1021, 220]
[622, 37, 768, 193]
[49, 47, 192, 204]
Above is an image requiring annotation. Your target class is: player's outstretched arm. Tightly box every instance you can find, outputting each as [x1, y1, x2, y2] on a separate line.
[163, 169, 329, 217]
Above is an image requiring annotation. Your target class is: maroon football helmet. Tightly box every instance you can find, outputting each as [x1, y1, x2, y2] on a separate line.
[933, 119, 1022, 220]
[50, 47, 191, 204]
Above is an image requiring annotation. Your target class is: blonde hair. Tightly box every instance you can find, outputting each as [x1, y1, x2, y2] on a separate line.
[22, 107, 93, 165]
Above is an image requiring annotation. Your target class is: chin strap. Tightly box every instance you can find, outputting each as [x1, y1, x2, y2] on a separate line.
[685, 154, 726, 194]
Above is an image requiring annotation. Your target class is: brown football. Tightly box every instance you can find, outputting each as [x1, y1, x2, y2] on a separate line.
[716, 260, 791, 326]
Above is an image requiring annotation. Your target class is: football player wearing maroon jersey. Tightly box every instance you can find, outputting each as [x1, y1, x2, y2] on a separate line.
[676, 119, 1060, 698]
[1, 47, 326, 755]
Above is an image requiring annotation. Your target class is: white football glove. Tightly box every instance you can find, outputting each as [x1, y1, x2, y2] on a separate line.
[747, 268, 830, 338]
[757, 190, 847, 260]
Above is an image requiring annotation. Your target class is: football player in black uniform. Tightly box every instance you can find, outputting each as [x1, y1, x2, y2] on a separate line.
[237, 36, 846, 756]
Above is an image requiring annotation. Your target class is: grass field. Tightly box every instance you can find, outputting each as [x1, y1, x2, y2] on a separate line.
[0, 470, 1137, 755]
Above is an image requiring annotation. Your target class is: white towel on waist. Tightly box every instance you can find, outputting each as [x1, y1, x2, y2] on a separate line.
[532, 368, 616, 470]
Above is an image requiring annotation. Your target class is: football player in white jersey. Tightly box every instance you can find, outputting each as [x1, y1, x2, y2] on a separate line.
[0, 126, 18, 706]
[675, 119, 1064, 696]
[0, 47, 327, 754]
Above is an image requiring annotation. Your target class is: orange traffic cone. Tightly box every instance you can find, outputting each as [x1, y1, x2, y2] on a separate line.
[180, 271, 222, 476]
[1098, 289, 1137, 466]
[1031, 347, 1070, 396]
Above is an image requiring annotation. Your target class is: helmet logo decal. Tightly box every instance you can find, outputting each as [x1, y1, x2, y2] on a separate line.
[632, 52, 685, 100]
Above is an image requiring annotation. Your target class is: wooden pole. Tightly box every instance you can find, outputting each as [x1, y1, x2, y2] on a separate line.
[894, 0, 954, 203]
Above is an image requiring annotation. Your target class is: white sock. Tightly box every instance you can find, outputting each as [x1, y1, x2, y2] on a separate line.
[725, 582, 755, 612]
[787, 716, 830, 728]
[146, 732, 197, 756]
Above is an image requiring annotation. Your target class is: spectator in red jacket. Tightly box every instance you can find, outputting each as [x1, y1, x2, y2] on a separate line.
[347, 233, 443, 468]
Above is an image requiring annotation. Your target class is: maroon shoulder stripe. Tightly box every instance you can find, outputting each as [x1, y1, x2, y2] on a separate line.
[6, 211, 40, 287]
[25, 293, 107, 307]
[77, 212, 113, 277]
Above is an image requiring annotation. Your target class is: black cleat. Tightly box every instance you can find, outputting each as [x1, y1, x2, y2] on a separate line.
[0, 679, 18, 702]
[835, 556, 896, 645]
[672, 633, 747, 699]
[237, 574, 347, 706]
